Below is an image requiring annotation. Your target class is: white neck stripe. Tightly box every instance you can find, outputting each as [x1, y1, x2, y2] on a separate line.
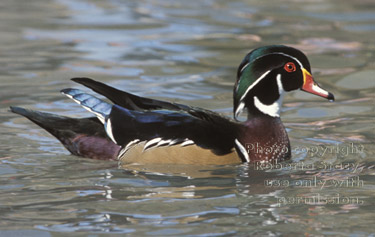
[239, 70, 271, 102]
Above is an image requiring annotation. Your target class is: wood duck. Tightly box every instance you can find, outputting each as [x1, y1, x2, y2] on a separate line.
[10, 45, 334, 165]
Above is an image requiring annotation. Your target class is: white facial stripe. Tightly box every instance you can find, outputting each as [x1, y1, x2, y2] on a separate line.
[272, 52, 304, 68]
[235, 51, 306, 118]
[239, 70, 271, 102]
[242, 51, 305, 72]
[236, 73, 285, 118]
[235, 139, 250, 162]
[276, 74, 284, 94]
[236, 51, 305, 103]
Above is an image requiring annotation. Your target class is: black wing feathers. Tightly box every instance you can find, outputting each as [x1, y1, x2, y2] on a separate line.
[72, 77, 189, 111]
[109, 105, 237, 155]
[71, 78, 238, 155]
[72, 77, 234, 125]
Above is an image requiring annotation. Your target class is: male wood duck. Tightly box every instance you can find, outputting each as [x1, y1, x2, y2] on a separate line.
[10, 45, 334, 165]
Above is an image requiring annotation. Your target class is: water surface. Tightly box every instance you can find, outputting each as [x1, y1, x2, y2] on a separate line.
[1, 0, 374, 235]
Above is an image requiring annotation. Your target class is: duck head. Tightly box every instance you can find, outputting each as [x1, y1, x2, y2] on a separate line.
[234, 45, 334, 119]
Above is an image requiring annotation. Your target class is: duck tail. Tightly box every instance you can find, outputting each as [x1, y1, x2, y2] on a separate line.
[9, 106, 120, 160]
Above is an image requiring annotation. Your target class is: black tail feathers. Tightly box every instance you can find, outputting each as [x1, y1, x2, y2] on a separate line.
[10, 106, 120, 160]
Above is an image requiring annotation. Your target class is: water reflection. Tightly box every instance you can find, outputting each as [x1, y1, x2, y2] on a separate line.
[1, 0, 374, 235]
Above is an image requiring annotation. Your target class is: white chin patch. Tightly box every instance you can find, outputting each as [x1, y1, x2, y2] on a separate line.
[253, 74, 284, 117]
[253, 96, 282, 117]
[235, 73, 286, 118]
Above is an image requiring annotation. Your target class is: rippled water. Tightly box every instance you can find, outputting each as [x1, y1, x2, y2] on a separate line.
[1, 0, 374, 235]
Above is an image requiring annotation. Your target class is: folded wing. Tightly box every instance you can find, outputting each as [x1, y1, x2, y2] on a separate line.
[62, 81, 238, 156]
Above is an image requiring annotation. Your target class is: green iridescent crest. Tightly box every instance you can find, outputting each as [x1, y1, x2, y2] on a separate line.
[235, 64, 257, 102]
[235, 46, 286, 102]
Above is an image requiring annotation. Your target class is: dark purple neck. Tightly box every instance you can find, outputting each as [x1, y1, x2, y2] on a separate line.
[237, 115, 291, 163]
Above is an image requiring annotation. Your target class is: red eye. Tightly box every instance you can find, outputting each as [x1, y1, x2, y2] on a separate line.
[284, 62, 296, 72]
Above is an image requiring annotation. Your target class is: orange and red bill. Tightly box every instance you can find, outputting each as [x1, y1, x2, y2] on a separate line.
[301, 69, 334, 101]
